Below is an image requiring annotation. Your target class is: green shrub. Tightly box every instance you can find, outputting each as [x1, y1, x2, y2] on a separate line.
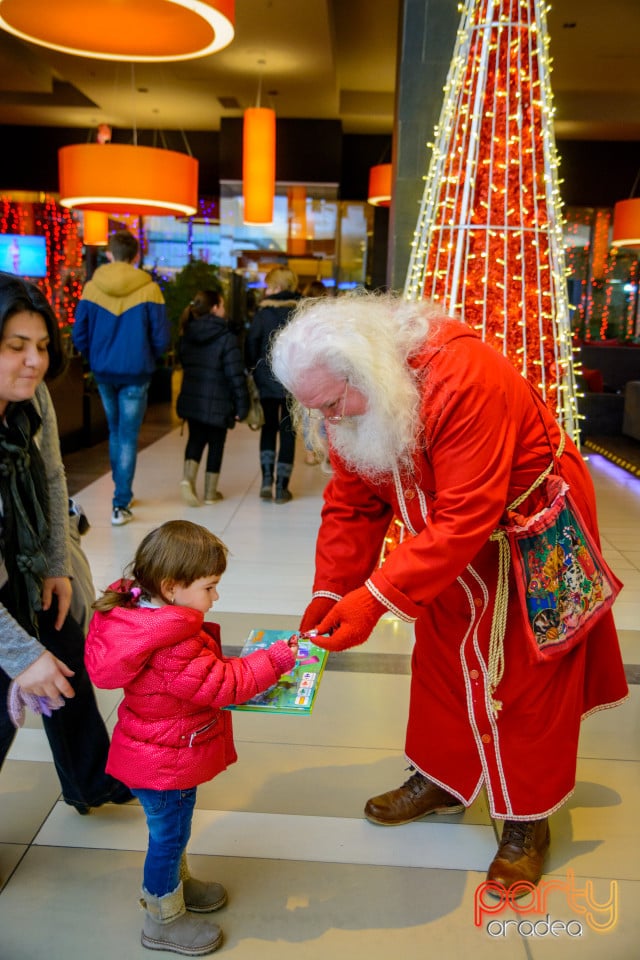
[157, 260, 223, 349]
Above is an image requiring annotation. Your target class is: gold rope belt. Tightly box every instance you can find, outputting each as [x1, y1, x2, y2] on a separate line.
[486, 429, 566, 715]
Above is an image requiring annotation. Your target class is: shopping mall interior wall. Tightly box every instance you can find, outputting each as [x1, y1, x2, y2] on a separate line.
[557, 140, 639, 207]
[218, 118, 343, 186]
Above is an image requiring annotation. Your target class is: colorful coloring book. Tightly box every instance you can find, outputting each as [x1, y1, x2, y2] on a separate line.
[229, 628, 329, 715]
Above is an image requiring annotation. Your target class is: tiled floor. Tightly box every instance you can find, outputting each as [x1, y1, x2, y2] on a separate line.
[1, 416, 639, 959]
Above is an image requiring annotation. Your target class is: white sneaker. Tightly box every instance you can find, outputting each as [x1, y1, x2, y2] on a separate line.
[112, 507, 133, 526]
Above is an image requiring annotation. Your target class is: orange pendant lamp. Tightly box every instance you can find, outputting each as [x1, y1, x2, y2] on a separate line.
[83, 211, 109, 246]
[367, 163, 392, 207]
[287, 186, 307, 255]
[59, 143, 199, 217]
[243, 107, 276, 224]
[0, 0, 235, 61]
[612, 198, 640, 247]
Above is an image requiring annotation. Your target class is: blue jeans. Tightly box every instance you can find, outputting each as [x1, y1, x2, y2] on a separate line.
[97, 381, 150, 509]
[0, 593, 130, 812]
[132, 786, 197, 896]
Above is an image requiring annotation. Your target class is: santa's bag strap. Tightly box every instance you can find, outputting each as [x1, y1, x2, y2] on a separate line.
[507, 381, 566, 513]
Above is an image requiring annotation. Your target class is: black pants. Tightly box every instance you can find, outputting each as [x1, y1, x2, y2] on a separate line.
[260, 397, 296, 466]
[0, 595, 128, 812]
[184, 419, 228, 474]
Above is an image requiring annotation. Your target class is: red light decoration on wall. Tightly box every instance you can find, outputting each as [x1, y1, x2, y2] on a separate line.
[1, 195, 83, 327]
[404, 0, 579, 443]
[591, 209, 611, 280]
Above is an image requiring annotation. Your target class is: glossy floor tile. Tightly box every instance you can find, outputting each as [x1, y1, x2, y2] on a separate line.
[1, 424, 639, 959]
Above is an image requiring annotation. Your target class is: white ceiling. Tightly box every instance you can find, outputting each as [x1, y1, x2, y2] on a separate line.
[0, 0, 638, 141]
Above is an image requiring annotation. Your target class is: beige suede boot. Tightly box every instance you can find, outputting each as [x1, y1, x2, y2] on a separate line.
[179, 854, 227, 913]
[140, 882, 222, 956]
[179, 460, 201, 507]
[203, 473, 223, 503]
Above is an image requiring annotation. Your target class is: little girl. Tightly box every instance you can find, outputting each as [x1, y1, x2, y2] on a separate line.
[85, 520, 298, 957]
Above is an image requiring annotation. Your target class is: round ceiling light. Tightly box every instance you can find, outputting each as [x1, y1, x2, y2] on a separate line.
[367, 163, 392, 207]
[0, 0, 234, 62]
[59, 143, 199, 217]
[612, 198, 640, 248]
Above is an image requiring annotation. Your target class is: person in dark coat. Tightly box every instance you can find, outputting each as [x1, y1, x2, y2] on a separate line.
[176, 290, 249, 505]
[245, 268, 301, 503]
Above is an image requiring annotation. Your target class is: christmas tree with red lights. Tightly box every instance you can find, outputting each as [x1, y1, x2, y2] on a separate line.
[405, 0, 579, 441]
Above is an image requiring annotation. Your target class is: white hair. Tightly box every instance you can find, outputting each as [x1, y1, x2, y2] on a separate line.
[270, 290, 444, 479]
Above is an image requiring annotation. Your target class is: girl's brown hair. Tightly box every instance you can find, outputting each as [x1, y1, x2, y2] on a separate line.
[93, 520, 228, 612]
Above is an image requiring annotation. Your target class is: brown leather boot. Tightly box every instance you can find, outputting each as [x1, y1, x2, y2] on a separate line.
[364, 769, 464, 825]
[486, 818, 550, 891]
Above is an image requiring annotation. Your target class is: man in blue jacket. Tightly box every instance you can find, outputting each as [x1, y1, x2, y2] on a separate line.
[73, 230, 169, 525]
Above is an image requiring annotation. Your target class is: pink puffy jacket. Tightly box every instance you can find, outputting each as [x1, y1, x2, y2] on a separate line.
[85, 597, 295, 790]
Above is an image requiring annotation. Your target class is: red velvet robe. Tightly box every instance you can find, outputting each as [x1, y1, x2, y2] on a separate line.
[312, 320, 628, 818]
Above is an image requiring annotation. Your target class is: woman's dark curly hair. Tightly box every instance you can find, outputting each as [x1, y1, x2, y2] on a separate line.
[0, 271, 67, 381]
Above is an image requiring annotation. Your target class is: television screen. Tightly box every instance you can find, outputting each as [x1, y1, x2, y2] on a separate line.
[0, 234, 48, 278]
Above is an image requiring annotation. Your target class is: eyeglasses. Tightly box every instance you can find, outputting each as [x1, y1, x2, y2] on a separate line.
[306, 380, 349, 423]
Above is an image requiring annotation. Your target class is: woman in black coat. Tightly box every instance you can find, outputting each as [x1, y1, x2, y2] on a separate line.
[176, 290, 249, 504]
[245, 268, 301, 503]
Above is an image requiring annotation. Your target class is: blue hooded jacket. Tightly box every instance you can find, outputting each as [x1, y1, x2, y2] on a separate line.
[73, 261, 170, 384]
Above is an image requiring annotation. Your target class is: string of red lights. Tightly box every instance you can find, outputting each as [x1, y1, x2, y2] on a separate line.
[0, 195, 83, 329]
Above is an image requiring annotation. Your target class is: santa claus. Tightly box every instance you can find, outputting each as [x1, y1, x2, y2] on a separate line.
[270, 290, 628, 892]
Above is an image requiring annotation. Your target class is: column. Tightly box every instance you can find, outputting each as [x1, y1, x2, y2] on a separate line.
[388, 0, 460, 291]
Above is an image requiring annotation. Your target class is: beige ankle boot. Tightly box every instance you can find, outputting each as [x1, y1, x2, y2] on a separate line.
[179, 854, 227, 913]
[204, 473, 223, 503]
[180, 460, 201, 507]
[140, 882, 222, 956]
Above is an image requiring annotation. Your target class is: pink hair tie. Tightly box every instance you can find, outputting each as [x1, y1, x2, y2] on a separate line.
[130, 587, 142, 599]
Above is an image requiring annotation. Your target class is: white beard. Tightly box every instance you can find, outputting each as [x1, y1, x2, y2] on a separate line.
[327, 406, 411, 483]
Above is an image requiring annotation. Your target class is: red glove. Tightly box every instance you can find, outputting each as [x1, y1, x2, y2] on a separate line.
[300, 596, 339, 633]
[313, 586, 386, 652]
